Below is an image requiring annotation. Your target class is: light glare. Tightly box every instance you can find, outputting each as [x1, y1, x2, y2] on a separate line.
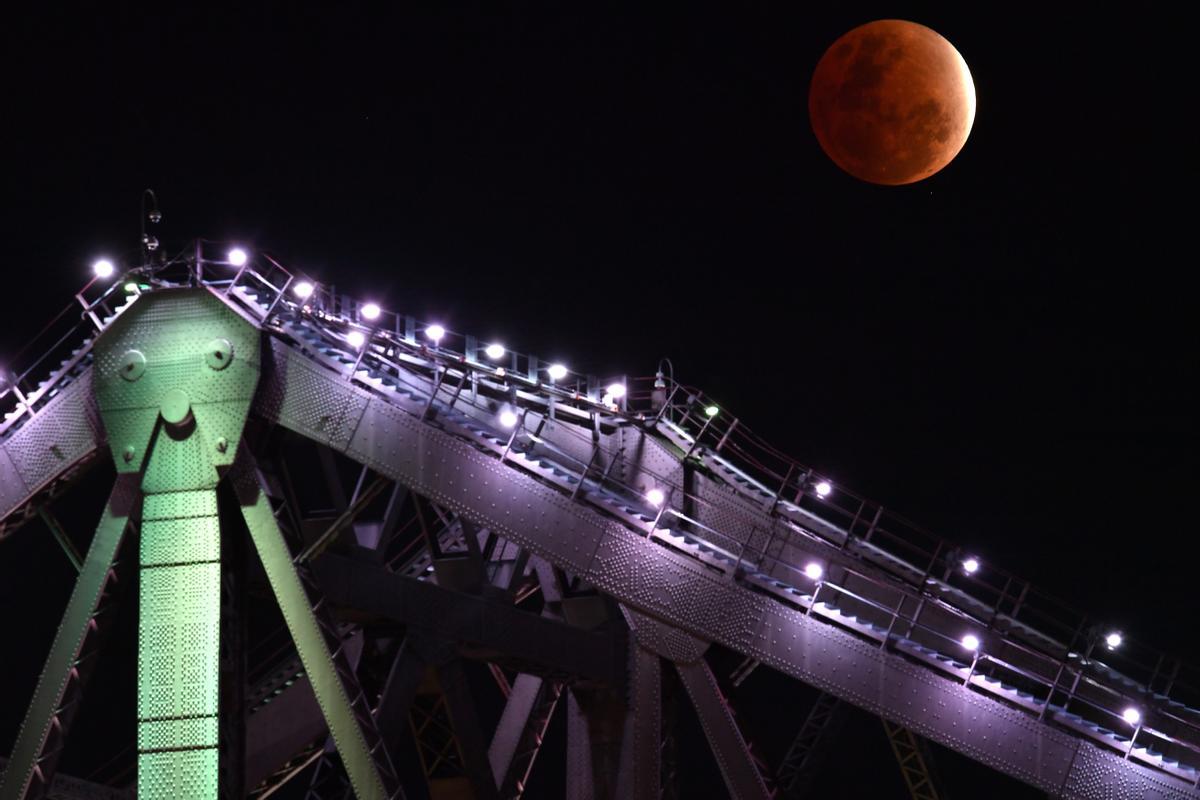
[485, 343, 505, 360]
[1122, 708, 1141, 725]
[961, 634, 981, 652]
[607, 382, 627, 399]
[228, 248, 248, 267]
[293, 280, 314, 299]
[426, 324, 445, 343]
[814, 480, 833, 498]
[548, 363, 568, 381]
[646, 488, 665, 507]
[499, 410, 519, 429]
[1105, 632, 1123, 649]
[963, 557, 980, 574]
[92, 259, 115, 278]
[705, 405, 719, 417]
[362, 302, 381, 321]
[346, 330, 366, 349]
[804, 562, 824, 580]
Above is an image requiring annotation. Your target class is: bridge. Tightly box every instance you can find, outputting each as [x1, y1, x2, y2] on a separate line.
[1, 242, 1198, 799]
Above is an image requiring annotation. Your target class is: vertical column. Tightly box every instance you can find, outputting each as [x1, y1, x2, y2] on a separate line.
[137, 490, 222, 800]
[615, 646, 661, 800]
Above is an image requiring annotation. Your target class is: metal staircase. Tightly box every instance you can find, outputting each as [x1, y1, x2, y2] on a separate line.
[4, 243, 1200, 799]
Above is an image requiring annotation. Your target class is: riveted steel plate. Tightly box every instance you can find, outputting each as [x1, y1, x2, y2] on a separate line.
[264, 335, 1200, 799]
[675, 658, 771, 799]
[137, 561, 220, 720]
[1063, 744, 1192, 800]
[137, 717, 219, 751]
[4, 370, 100, 493]
[143, 491, 217, 521]
[93, 289, 261, 489]
[140, 517, 220, 566]
[622, 606, 709, 664]
[0, 444, 30, 522]
[136, 749, 217, 800]
[614, 427, 685, 494]
[615, 646, 661, 800]
[691, 471, 777, 558]
[257, 339, 368, 450]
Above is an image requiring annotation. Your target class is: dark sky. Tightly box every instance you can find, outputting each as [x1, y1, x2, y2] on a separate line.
[2, 3, 1195, 797]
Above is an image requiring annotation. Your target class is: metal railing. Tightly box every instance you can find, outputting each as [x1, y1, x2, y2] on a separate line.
[4, 242, 1199, 784]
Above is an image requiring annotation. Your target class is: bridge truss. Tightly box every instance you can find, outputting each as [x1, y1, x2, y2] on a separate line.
[1, 242, 1199, 799]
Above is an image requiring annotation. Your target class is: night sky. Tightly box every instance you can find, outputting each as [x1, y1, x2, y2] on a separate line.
[2, 4, 1195, 798]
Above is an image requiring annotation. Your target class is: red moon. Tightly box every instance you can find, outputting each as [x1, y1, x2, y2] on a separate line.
[809, 20, 976, 185]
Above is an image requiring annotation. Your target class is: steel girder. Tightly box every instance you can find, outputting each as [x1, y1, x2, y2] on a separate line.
[673, 659, 772, 800]
[614, 646, 661, 800]
[488, 674, 563, 799]
[256, 337, 1200, 800]
[776, 690, 847, 797]
[0, 758, 131, 800]
[231, 459, 403, 800]
[312, 555, 624, 686]
[0, 369, 102, 544]
[0, 476, 137, 800]
[882, 717, 947, 800]
[5, 283, 1198, 800]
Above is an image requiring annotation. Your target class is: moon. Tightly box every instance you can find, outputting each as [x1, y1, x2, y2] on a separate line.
[809, 20, 976, 185]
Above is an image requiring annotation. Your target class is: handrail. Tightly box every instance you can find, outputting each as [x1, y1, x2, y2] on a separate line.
[4, 241, 1199, 780]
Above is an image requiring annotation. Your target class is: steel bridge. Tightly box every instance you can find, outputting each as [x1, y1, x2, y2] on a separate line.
[1, 241, 1198, 799]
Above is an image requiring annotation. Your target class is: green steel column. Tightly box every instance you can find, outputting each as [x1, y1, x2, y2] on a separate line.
[91, 289, 262, 800]
[0, 476, 137, 800]
[135, 490, 221, 799]
[236, 474, 389, 800]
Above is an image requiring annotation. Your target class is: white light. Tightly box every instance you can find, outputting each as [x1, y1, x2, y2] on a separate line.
[961, 634, 981, 652]
[804, 562, 824, 580]
[293, 280, 314, 299]
[426, 324, 445, 343]
[346, 330, 366, 349]
[705, 405, 719, 417]
[547, 363, 568, 381]
[92, 259, 115, 278]
[1105, 632, 1123, 649]
[361, 302, 381, 321]
[1122, 707, 1141, 725]
[963, 557, 980, 575]
[814, 480, 833, 498]
[607, 382, 627, 399]
[499, 410, 519, 429]
[646, 488, 665, 507]
[485, 343, 505, 360]
[228, 248, 248, 267]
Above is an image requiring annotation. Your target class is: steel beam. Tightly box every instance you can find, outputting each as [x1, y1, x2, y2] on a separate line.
[0, 368, 101, 540]
[776, 691, 847, 798]
[564, 689, 624, 800]
[0, 475, 137, 800]
[0, 758, 132, 800]
[436, 660, 500, 800]
[614, 646, 660, 800]
[673, 658, 771, 800]
[257, 344, 1200, 799]
[233, 461, 400, 800]
[244, 675, 326, 793]
[488, 674, 563, 799]
[311, 555, 624, 686]
[882, 718, 946, 800]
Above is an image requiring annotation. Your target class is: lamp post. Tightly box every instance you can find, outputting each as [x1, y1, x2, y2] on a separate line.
[140, 189, 162, 267]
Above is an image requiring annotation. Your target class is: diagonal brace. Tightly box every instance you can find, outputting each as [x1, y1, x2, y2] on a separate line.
[0, 475, 137, 800]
